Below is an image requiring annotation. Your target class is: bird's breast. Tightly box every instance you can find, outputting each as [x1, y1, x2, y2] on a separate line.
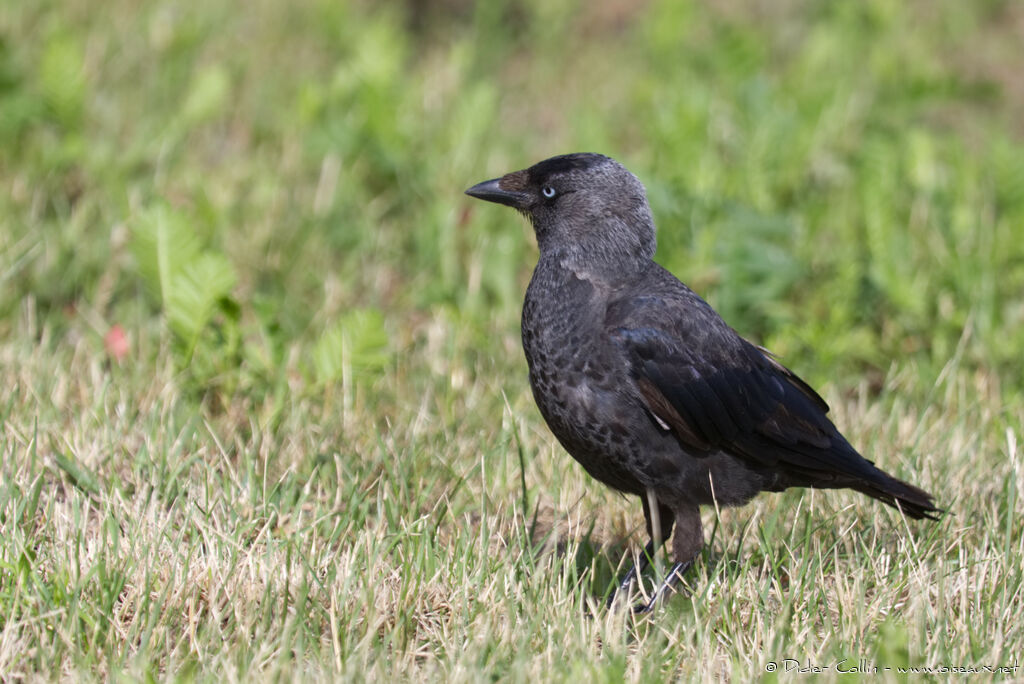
[520, 263, 645, 463]
[521, 265, 609, 396]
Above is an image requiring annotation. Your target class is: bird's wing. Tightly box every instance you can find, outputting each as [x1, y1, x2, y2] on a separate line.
[605, 289, 878, 481]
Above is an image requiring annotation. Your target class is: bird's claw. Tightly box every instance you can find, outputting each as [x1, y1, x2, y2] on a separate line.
[628, 560, 693, 614]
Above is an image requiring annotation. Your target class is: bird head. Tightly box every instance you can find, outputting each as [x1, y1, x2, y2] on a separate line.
[465, 153, 657, 271]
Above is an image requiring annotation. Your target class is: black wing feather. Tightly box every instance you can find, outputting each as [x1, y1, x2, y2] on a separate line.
[606, 278, 890, 477]
[606, 278, 939, 520]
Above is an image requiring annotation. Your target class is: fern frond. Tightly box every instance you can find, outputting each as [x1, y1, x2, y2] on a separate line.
[166, 253, 237, 360]
[131, 203, 202, 304]
[312, 308, 389, 385]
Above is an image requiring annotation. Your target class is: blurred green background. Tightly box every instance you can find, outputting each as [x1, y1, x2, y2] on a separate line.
[3, 0, 1023, 404]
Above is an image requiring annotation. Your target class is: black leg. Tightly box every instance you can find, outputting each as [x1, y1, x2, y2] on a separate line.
[606, 538, 658, 609]
[631, 559, 694, 614]
[607, 491, 677, 609]
[632, 504, 703, 612]
[642, 493, 675, 547]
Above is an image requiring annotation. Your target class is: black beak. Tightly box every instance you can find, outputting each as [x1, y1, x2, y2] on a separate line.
[464, 178, 528, 208]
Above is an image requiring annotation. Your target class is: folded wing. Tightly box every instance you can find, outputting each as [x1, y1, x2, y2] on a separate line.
[606, 289, 939, 519]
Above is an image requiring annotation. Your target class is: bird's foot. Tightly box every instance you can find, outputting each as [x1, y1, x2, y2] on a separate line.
[606, 563, 642, 610]
[606, 540, 657, 609]
[630, 560, 693, 614]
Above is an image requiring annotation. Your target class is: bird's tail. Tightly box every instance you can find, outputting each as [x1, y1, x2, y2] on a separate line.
[852, 472, 942, 521]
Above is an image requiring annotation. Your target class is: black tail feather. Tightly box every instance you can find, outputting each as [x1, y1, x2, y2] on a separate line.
[853, 474, 942, 521]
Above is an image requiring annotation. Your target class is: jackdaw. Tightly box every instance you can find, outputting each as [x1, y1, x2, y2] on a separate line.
[465, 153, 939, 612]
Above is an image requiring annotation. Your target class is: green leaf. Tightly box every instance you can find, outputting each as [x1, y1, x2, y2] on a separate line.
[131, 202, 203, 305]
[181, 64, 231, 126]
[53, 452, 102, 498]
[38, 34, 85, 128]
[312, 308, 390, 385]
[166, 252, 237, 357]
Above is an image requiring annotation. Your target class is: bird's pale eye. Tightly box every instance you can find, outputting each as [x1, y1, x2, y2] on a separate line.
[541, 186, 557, 199]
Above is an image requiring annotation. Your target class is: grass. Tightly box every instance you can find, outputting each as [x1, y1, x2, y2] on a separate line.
[2, 0, 1023, 680]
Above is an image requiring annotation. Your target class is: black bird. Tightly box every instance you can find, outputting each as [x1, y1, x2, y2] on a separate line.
[465, 153, 939, 612]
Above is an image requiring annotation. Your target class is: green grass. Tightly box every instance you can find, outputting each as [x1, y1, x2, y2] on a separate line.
[1, 0, 1023, 680]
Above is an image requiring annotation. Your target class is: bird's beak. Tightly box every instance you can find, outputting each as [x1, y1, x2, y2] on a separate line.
[464, 178, 529, 208]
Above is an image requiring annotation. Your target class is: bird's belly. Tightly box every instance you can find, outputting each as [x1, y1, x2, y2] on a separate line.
[527, 362, 653, 495]
[527, 358, 770, 507]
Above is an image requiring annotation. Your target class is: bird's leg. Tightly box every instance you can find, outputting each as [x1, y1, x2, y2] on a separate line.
[607, 490, 675, 609]
[632, 503, 702, 613]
